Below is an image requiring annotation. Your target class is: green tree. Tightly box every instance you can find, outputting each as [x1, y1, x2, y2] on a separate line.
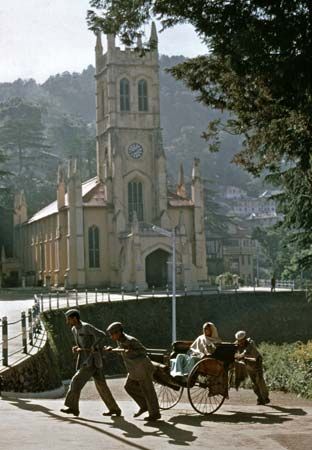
[0, 98, 57, 215]
[0, 148, 13, 256]
[48, 115, 96, 179]
[252, 227, 286, 278]
[87, 0, 312, 266]
[0, 97, 50, 178]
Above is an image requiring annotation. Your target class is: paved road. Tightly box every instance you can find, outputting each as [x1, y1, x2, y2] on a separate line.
[0, 298, 37, 367]
[1, 384, 311, 450]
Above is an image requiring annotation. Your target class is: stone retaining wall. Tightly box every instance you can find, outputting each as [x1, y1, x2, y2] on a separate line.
[0, 341, 62, 393]
[42, 291, 312, 380]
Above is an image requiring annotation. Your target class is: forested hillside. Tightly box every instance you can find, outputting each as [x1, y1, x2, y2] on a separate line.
[0, 55, 257, 254]
[0, 55, 255, 186]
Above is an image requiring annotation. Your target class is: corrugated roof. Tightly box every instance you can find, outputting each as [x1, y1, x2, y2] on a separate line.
[27, 177, 100, 224]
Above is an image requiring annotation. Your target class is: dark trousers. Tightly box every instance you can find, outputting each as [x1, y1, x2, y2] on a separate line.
[65, 365, 119, 412]
[248, 368, 269, 402]
[124, 374, 160, 416]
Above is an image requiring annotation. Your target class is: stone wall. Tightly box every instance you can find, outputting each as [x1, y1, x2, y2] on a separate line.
[42, 291, 312, 380]
[0, 341, 62, 393]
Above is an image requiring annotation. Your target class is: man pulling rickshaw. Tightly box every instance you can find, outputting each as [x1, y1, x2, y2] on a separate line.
[61, 309, 270, 417]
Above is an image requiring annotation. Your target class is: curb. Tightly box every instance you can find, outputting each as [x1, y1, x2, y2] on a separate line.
[1, 384, 65, 399]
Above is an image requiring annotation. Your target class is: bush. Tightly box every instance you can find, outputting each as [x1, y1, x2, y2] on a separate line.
[258, 342, 312, 399]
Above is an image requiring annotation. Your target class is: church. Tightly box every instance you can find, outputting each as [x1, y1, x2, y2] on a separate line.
[12, 25, 208, 290]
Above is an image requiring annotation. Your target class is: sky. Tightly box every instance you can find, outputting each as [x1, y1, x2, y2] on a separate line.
[0, 0, 207, 84]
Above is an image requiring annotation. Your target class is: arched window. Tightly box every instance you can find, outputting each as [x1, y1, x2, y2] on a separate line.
[88, 226, 100, 268]
[120, 78, 130, 111]
[128, 181, 143, 222]
[138, 79, 148, 111]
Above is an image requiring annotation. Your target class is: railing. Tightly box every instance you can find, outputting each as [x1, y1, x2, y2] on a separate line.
[1, 281, 296, 367]
[0, 297, 42, 367]
[35, 285, 222, 313]
[257, 279, 295, 290]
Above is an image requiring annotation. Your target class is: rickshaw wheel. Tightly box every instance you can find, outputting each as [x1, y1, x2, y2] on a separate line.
[153, 382, 184, 410]
[187, 359, 227, 415]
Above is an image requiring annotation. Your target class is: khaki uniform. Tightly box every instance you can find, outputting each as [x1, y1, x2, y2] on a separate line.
[235, 338, 269, 404]
[64, 321, 120, 413]
[117, 333, 160, 417]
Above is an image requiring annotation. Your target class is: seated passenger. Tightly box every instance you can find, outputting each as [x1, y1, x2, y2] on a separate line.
[170, 322, 221, 378]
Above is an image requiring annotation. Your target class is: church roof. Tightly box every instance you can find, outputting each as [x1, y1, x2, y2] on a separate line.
[27, 177, 101, 224]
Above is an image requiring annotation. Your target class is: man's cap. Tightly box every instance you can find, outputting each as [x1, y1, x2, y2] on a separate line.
[235, 330, 246, 341]
[106, 322, 123, 334]
[64, 309, 80, 318]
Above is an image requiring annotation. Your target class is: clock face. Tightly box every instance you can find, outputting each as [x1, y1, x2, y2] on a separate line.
[128, 143, 144, 159]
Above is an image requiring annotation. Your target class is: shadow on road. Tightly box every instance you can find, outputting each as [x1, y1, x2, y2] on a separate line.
[169, 409, 294, 426]
[267, 405, 307, 416]
[79, 415, 196, 446]
[143, 419, 196, 446]
[5, 398, 196, 447]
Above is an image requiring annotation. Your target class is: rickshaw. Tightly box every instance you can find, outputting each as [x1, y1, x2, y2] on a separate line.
[149, 341, 237, 415]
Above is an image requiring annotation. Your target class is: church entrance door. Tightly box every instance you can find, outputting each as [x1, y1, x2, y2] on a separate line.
[145, 249, 169, 288]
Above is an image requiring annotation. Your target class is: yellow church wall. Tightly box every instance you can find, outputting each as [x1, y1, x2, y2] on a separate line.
[55, 210, 68, 287]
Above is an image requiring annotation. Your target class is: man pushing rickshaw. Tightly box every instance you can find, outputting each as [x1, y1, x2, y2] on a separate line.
[61, 310, 270, 418]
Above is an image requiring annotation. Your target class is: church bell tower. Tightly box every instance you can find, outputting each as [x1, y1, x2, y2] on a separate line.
[94, 24, 167, 230]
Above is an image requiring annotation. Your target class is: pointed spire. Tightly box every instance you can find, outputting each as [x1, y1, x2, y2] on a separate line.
[20, 190, 26, 207]
[67, 158, 80, 178]
[14, 191, 21, 211]
[177, 163, 187, 198]
[13, 190, 27, 225]
[57, 164, 66, 210]
[192, 158, 203, 205]
[192, 158, 201, 181]
[95, 31, 103, 54]
[57, 164, 65, 184]
[68, 158, 75, 178]
[149, 22, 158, 49]
[107, 34, 116, 51]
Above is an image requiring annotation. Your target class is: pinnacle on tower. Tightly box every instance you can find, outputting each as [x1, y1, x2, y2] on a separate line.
[57, 164, 66, 210]
[13, 190, 28, 225]
[177, 163, 187, 198]
[57, 164, 65, 184]
[192, 158, 201, 181]
[107, 34, 116, 51]
[67, 158, 80, 180]
[95, 30, 103, 54]
[149, 22, 158, 48]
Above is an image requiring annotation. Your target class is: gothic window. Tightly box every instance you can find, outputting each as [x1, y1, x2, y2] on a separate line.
[120, 78, 130, 111]
[88, 225, 100, 268]
[128, 181, 143, 222]
[138, 79, 148, 111]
